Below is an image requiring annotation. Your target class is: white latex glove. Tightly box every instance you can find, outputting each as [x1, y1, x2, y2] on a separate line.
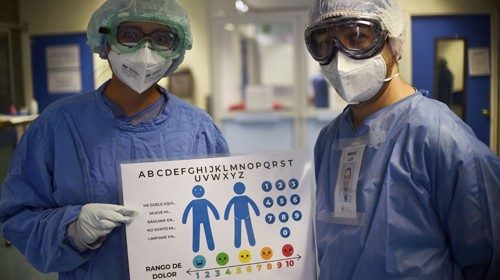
[73, 203, 138, 247]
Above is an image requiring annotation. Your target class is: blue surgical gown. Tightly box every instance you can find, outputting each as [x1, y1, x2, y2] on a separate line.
[314, 91, 500, 279]
[0, 82, 229, 279]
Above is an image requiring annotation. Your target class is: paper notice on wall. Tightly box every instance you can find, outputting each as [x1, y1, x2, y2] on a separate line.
[120, 150, 316, 280]
[46, 44, 80, 69]
[468, 47, 490, 76]
[47, 70, 82, 93]
[46, 45, 82, 93]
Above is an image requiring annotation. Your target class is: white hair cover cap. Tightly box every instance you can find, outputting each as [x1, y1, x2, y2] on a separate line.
[308, 0, 406, 59]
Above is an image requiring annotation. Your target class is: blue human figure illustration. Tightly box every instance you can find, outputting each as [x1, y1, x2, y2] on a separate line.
[224, 182, 260, 248]
[182, 185, 220, 252]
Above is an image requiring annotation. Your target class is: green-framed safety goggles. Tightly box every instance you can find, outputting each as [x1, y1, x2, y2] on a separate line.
[99, 16, 188, 59]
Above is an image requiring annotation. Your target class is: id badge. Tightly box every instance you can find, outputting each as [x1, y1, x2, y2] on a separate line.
[333, 145, 365, 219]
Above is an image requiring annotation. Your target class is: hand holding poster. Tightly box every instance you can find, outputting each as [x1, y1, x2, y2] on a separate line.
[120, 150, 316, 280]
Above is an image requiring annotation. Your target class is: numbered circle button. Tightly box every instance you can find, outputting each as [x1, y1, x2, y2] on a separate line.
[280, 227, 291, 238]
[275, 180, 286, 191]
[289, 178, 299, 189]
[290, 194, 301, 205]
[277, 195, 287, 207]
[262, 181, 272, 192]
[265, 213, 276, 224]
[292, 210, 302, 221]
[279, 212, 289, 223]
[263, 197, 274, 208]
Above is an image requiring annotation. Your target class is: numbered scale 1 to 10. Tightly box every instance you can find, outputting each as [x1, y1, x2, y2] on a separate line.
[187, 255, 302, 279]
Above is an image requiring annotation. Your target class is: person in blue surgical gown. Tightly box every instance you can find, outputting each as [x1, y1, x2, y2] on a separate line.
[0, 0, 228, 279]
[304, 0, 500, 279]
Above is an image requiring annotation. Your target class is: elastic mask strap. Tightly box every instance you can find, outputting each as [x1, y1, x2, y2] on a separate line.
[383, 72, 399, 82]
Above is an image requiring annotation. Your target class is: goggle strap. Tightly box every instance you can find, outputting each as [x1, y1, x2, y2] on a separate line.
[98, 27, 111, 35]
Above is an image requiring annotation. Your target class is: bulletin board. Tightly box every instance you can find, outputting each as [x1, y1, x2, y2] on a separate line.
[31, 33, 94, 112]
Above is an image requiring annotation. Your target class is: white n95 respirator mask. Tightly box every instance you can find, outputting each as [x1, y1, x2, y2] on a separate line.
[108, 44, 173, 94]
[321, 52, 398, 104]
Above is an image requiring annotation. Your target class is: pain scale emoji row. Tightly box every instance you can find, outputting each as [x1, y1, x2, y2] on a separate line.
[187, 244, 300, 279]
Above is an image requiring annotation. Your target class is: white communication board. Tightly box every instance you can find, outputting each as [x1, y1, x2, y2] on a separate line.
[120, 150, 316, 280]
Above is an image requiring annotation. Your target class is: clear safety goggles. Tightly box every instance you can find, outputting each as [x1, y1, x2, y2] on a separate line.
[99, 16, 186, 59]
[305, 17, 388, 65]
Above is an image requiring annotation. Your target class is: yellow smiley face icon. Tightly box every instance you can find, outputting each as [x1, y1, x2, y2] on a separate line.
[238, 249, 252, 263]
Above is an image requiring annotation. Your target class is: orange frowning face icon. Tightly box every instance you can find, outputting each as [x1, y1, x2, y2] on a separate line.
[260, 247, 273, 260]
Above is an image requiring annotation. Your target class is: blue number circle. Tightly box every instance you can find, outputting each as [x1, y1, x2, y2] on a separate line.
[263, 197, 274, 208]
[277, 195, 287, 207]
[275, 180, 286, 191]
[279, 212, 289, 223]
[262, 181, 273, 192]
[280, 227, 291, 238]
[292, 210, 302, 221]
[265, 213, 276, 224]
[289, 178, 299, 189]
[290, 194, 301, 205]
